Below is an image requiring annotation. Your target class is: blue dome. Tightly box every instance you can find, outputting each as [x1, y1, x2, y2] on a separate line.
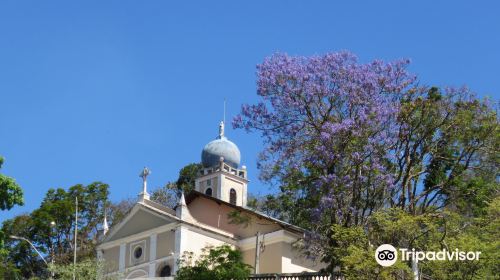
[201, 137, 241, 168]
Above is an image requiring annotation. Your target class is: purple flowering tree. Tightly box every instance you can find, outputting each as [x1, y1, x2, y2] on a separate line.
[234, 52, 416, 226]
[234, 52, 499, 269]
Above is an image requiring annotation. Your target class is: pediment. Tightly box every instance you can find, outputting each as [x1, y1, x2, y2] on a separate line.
[104, 204, 176, 243]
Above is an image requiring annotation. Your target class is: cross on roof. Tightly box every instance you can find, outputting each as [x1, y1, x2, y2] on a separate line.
[140, 167, 151, 180]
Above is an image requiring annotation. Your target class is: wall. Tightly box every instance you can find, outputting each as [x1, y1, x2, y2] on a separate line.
[102, 246, 120, 273]
[240, 240, 326, 273]
[157, 230, 176, 259]
[219, 175, 245, 205]
[241, 242, 283, 273]
[281, 242, 326, 273]
[111, 209, 169, 241]
[197, 176, 219, 197]
[180, 227, 229, 257]
[125, 237, 150, 268]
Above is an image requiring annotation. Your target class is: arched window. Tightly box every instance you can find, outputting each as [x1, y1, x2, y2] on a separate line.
[159, 265, 171, 277]
[205, 187, 213, 196]
[229, 188, 237, 205]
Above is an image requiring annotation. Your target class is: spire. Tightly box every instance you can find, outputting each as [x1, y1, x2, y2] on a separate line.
[176, 192, 193, 221]
[178, 191, 187, 207]
[223, 98, 226, 125]
[138, 167, 151, 201]
[102, 208, 109, 235]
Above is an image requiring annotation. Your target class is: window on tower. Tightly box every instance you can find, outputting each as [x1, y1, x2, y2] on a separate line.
[229, 188, 237, 205]
[205, 188, 212, 196]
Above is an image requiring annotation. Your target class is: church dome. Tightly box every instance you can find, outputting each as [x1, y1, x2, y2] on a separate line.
[201, 122, 241, 169]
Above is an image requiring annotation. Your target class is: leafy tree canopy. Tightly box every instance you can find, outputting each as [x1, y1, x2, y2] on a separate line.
[150, 163, 202, 208]
[0, 155, 24, 260]
[0, 156, 23, 211]
[1, 182, 109, 279]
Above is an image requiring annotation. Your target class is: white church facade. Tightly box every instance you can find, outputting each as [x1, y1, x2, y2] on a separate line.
[96, 122, 325, 279]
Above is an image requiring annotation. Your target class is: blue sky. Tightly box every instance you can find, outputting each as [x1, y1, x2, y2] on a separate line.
[1, 0, 499, 222]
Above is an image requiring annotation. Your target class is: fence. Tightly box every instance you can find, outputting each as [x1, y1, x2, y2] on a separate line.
[247, 272, 343, 280]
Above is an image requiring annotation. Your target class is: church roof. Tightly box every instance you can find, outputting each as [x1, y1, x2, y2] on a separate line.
[184, 190, 305, 235]
[201, 121, 241, 168]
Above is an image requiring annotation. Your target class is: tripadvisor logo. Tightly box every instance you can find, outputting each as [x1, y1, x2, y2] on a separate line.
[375, 244, 398, 267]
[375, 244, 482, 267]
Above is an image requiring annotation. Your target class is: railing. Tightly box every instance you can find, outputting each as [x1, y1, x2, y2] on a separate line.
[247, 272, 343, 280]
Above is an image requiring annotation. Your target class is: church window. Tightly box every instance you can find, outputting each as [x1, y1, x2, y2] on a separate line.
[229, 188, 237, 205]
[130, 240, 146, 264]
[207, 179, 211, 186]
[205, 187, 212, 196]
[159, 265, 171, 277]
[133, 246, 143, 259]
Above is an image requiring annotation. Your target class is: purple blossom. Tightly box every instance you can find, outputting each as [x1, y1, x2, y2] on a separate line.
[234, 51, 419, 246]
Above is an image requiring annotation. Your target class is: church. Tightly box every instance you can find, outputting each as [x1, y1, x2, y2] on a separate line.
[96, 121, 325, 279]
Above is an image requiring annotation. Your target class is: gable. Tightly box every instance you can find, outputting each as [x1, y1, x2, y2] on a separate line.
[105, 206, 175, 242]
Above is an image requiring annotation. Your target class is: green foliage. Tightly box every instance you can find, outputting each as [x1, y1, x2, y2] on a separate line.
[0, 155, 24, 210]
[176, 245, 252, 280]
[107, 198, 135, 227]
[323, 224, 367, 269]
[227, 210, 251, 227]
[48, 258, 109, 279]
[368, 208, 440, 250]
[176, 163, 203, 193]
[150, 163, 202, 207]
[150, 182, 179, 208]
[1, 182, 109, 279]
[0, 155, 24, 268]
[335, 202, 500, 280]
[421, 197, 500, 279]
[342, 246, 410, 280]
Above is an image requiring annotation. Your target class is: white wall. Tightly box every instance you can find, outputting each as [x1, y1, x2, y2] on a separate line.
[179, 226, 230, 258]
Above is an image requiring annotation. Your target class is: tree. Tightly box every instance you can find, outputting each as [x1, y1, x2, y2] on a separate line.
[176, 245, 252, 280]
[48, 258, 112, 279]
[176, 163, 203, 193]
[234, 52, 499, 275]
[421, 197, 500, 279]
[0, 156, 23, 211]
[392, 87, 498, 214]
[1, 214, 44, 279]
[1, 182, 109, 279]
[0, 155, 24, 266]
[150, 182, 179, 208]
[150, 163, 202, 208]
[107, 197, 135, 227]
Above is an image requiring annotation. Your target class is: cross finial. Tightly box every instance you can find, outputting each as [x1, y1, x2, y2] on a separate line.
[140, 167, 151, 181]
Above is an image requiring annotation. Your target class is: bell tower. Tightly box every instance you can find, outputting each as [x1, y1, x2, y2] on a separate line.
[195, 121, 248, 206]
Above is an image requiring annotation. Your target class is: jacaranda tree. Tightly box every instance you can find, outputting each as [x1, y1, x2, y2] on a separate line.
[234, 52, 499, 277]
[234, 51, 417, 229]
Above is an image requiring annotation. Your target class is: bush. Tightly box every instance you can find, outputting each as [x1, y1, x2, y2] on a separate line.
[176, 245, 252, 280]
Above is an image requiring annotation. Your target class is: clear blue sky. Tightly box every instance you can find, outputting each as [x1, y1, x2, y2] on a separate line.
[1, 1, 499, 222]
